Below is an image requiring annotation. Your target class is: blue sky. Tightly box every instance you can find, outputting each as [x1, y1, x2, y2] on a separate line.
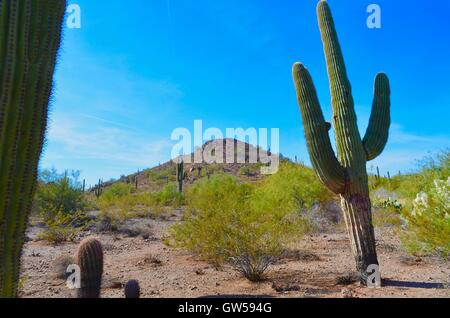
[43, 0, 450, 185]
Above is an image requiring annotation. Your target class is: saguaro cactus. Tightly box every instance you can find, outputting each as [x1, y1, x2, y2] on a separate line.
[75, 238, 104, 298]
[94, 179, 103, 198]
[292, 1, 391, 284]
[0, 0, 66, 297]
[176, 161, 186, 193]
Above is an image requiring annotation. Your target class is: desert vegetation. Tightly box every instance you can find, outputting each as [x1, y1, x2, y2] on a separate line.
[15, 149, 448, 298]
[0, 0, 448, 299]
[168, 164, 326, 281]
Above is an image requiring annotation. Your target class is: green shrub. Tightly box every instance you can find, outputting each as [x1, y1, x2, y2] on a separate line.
[98, 183, 143, 220]
[369, 150, 449, 231]
[169, 173, 310, 281]
[205, 164, 224, 176]
[98, 183, 183, 222]
[35, 169, 87, 220]
[100, 183, 133, 200]
[253, 162, 334, 213]
[153, 183, 184, 207]
[401, 177, 450, 258]
[147, 166, 176, 183]
[37, 211, 87, 243]
[239, 164, 262, 177]
[372, 150, 449, 207]
[35, 169, 90, 243]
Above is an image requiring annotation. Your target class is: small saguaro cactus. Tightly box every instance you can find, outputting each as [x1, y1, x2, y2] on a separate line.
[124, 280, 141, 299]
[176, 161, 187, 193]
[94, 179, 103, 198]
[292, 1, 391, 284]
[75, 238, 104, 298]
[0, 0, 67, 297]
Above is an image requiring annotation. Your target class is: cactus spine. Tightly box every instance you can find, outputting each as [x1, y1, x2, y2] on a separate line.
[75, 238, 104, 298]
[0, 0, 66, 297]
[176, 161, 186, 193]
[292, 1, 391, 284]
[124, 279, 140, 298]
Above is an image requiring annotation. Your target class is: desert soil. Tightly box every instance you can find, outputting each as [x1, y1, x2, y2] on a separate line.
[20, 212, 450, 298]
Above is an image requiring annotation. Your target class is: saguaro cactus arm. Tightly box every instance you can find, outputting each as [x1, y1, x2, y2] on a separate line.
[362, 73, 391, 161]
[293, 62, 347, 194]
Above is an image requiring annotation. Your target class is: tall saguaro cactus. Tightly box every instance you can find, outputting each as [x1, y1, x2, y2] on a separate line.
[292, 1, 391, 284]
[0, 0, 66, 297]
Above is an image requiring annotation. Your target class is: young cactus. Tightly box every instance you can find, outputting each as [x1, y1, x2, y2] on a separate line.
[176, 161, 187, 193]
[124, 280, 141, 299]
[75, 238, 104, 298]
[94, 179, 103, 198]
[0, 0, 66, 297]
[292, 0, 391, 284]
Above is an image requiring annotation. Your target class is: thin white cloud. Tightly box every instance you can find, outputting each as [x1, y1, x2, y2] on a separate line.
[46, 113, 173, 167]
[390, 123, 450, 145]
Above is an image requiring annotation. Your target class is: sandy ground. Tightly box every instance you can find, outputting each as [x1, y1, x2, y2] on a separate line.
[20, 213, 450, 298]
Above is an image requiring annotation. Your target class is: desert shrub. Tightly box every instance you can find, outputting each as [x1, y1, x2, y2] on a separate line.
[252, 162, 334, 213]
[395, 150, 449, 205]
[35, 169, 90, 243]
[35, 169, 87, 220]
[371, 193, 403, 228]
[37, 210, 88, 243]
[97, 183, 144, 220]
[239, 164, 262, 177]
[401, 177, 450, 258]
[100, 183, 133, 201]
[369, 150, 449, 230]
[169, 173, 309, 281]
[98, 183, 183, 222]
[51, 254, 75, 280]
[152, 183, 184, 207]
[205, 164, 224, 176]
[147, 166, 176, 183]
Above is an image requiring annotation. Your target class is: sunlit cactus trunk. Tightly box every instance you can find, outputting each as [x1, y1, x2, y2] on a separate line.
[0, 0, 66, 297]
[292, 1, 391, 284]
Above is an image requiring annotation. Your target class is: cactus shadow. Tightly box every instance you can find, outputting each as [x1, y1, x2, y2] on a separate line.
[382, 279, 446, 289]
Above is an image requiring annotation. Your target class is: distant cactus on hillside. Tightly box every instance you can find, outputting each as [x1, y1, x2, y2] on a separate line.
[95, 179, 103, 198]
[176, 161, 187, 193]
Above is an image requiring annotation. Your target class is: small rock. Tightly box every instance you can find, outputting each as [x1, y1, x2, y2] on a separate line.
[195, 269, 205, 276]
